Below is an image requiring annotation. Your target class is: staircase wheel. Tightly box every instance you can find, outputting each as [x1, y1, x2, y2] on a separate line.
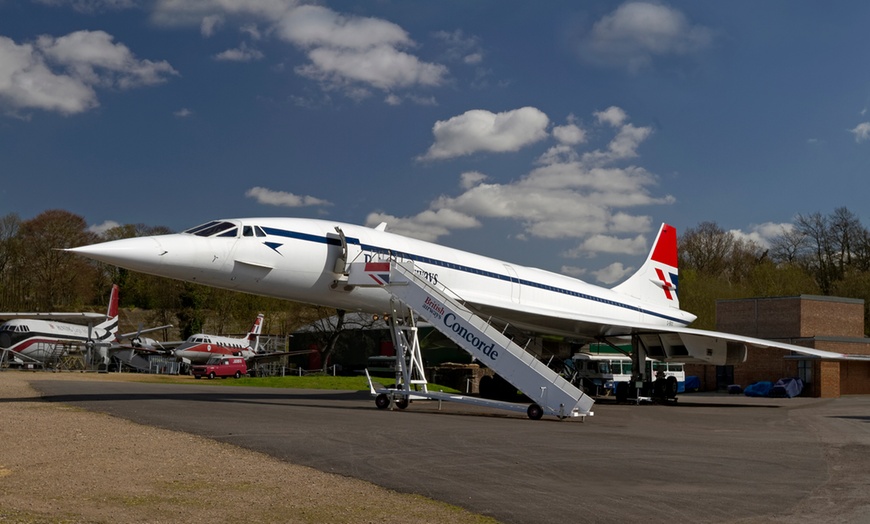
[375, 394, 390, 409]
[527, 403, 544, 420]
[395, 397, 410, 410]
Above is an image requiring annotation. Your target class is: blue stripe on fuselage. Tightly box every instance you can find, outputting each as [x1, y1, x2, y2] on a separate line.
[260, 226, 689, 326]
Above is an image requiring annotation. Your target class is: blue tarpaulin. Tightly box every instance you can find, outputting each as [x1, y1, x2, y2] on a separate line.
[744, 381, 774, 397]
[771, 377, 804, 398]
[684, 376, 701, 392]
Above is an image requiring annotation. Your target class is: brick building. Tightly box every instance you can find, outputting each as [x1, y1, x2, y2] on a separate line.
[686, 295, 870, 397]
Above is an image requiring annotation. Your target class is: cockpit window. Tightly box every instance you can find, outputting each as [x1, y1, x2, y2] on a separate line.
[184, 221, 236, 237]
[184, 221, 219, 235]
[242, 225, 267, 237]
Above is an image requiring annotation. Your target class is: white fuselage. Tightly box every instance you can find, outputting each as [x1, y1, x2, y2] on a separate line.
[173, 334, 255, 363]
[0, 319, 112, 361]
[70, 217, 696, 340]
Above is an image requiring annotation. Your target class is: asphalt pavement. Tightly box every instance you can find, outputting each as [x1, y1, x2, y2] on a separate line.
[29, 380, 870, 524]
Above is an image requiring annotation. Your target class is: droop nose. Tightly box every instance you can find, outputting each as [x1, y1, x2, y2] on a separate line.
[67, 236, 169, 272]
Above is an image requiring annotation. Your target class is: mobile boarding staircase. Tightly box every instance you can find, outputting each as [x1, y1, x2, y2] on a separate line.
[349, 261, 594, 421]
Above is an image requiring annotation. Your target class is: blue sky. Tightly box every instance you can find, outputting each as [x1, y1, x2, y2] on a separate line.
[2, 1, 870, 284]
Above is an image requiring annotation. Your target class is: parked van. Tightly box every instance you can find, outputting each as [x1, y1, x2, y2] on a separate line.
[192, 356, 248, 379]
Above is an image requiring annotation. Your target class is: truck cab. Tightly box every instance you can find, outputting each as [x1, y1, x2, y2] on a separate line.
[191, 356, 248, 379]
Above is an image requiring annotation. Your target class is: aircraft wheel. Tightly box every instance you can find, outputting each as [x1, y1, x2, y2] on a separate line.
[615, 382, 629, 403]
[395, 397, 410, 410]
[375, 394, 390, 409]
[666, 376, 678, 399]
[234, 371, 241, 379]
[527, 403, 544, 420]
[208, 372, 215, 379]
[653, 379, 666, 400]
[479, 375, 494, 399]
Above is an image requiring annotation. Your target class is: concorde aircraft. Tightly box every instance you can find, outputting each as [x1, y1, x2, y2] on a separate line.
[67, 218, 869, 385]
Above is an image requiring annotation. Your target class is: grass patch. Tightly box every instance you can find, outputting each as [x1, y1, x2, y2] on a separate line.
[86, 370, 461, 393]
[197, 374, 460, 393]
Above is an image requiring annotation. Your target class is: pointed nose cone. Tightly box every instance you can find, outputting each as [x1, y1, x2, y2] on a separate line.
[68, 236, 174, 275]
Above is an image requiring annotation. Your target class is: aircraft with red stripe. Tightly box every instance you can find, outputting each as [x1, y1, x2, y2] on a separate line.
[0, 285, 168, 365]
[173, 313, 264, 364]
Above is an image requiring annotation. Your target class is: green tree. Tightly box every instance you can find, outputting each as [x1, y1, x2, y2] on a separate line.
[831, 270, 870, 337]
[176, 282, 209, 339]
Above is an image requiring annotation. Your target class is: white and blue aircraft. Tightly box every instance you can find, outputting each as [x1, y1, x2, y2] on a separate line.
[67, 217, 866, 376]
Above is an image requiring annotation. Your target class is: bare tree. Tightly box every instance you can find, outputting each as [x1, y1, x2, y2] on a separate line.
[770, 224, 808, 265]
[679, 221, 763, 285]
[17, 210, 99, 309]
[0, 213, 22, 309]
[830, 206, 865, 272]
[679, 222, 734, 277]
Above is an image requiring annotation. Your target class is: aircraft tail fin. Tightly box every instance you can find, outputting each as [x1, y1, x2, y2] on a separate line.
[612, 224, 681, 309]
[247, 313, 264, 352]
[96, 284, 120, 337]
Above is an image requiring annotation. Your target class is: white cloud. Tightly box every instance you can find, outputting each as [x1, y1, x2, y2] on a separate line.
[579, 1, 713, 72]
[275, 4, 410, 50]
[240, 23, 262, 40]
[0, 31, 176, 116]
[174, 107, 192, 117]
[729, 222, 793, 249]
[245, 187, 332, 207]
[152, 2, 447, 100]
[379, 106, 673, 249]
[365, 209, 480, 242]
[433, 29, 484, 65]
[592, 262, 634, 284]
[37, 30, 178, 89]
[594, 106, 628, 127]
[563, 233, 649, 258]
[34, 0, 136, 14]
[0, 36, 96, 115]
[560, 265, 588, 278]
[460, 171, 488, 190]
[297, 45, 446, 90]
[850, 122, 870, 143]
[201, 14, 224, 37]
[580, 122, 653, 166]
[419, 107, 549, 160]
[214, 42, 264, 62]
[88, 220, 121, 235]
[553, 122, 586, 145]
[464, 53, 483, 65]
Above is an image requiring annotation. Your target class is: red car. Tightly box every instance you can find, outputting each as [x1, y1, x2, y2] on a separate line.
[192, 356, 248, 379]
